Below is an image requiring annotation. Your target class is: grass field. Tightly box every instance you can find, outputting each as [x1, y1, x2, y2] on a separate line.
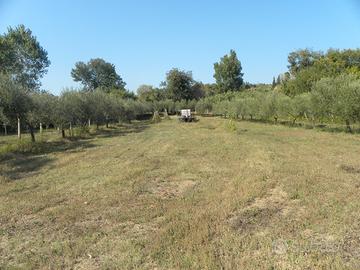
[1, 116, 360, 269]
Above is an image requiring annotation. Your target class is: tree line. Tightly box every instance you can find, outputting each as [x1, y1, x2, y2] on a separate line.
[1, 24, 360, 143]
[196, 48, 360, 132]
[0, 25, 248, 142]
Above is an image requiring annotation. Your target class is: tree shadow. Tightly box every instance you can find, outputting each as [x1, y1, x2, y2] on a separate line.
[0, 122, 150, 181]
[0, 155, 53, 181]
[39, 139, 97, 154]
[93, 122, 150, 138]
[317, 126, 360, 134]
[0, 139, 96, 181]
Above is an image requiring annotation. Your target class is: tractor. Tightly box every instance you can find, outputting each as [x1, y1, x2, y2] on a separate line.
[178, 109, 195, 122]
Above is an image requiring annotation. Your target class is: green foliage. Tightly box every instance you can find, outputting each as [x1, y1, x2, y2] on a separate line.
[71, 58, 126, 91]
[0, 107, 8, 124]
[258, 92, 285, 122]
[213, 50, 244, 93]
[195, 99, 213, 114]
[28, 91, 58, 127]
[72, 125, 90, 138]
[287, 49, 322, 75]
[196, 75, 360, 131]
[281, 66, 322, 96]
[137, 85, 166, 102]
[165, 68, 197, 101]
[197, 83, 217, 97]
[225, 119, 237, 132]
[312, 74, 360, 129]
[282, 48, 360, 96]
[0, 74, 33, 122]
[0, 25, 50, 90]
[0, 139, 44, 156]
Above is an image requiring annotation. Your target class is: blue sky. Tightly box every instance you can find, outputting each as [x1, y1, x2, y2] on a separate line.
[1, 0, 360, 94]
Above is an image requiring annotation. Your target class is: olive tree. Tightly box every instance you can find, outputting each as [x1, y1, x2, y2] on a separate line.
[0, 74, 33, 140]
[312, 75, 360, 131]
[30, 91, 58, 133]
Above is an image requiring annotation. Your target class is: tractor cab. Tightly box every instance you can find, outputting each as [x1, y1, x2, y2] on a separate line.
[179, 109, 195, 122]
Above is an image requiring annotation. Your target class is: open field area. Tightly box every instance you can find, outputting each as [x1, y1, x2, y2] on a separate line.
[1, 117, 360, 269]
[0, 118, 360, 269]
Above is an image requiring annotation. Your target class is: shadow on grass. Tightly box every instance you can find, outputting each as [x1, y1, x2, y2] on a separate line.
[0, 122, 151, 181]
[0, 155, 54, 181]
[0, 139, 97, 181]
[93, 122, 150, 138]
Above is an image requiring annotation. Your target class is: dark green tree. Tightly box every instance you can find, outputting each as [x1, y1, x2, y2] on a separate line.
[0, 74, 34, 140]
[71, 58, 126, 92]
[137, 85, 166, 102]
[287, 49, 322, 75]
[165, 68, 196, 101]
[213, 50, 244, 93]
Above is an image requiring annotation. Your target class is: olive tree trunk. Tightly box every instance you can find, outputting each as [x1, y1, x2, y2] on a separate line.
[17, 117, 21, 139]
[346, 119, 352, 133]
[69, 122, 72, 137]
[28, 124, 35, 142]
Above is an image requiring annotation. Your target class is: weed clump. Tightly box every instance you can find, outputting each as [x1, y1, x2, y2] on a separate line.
[225, 119, 237, 132]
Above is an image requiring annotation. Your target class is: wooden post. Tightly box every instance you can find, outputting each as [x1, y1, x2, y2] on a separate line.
[3, 123, 7, 136]
[17, 117, 21, 139]
[88, 119, 91, 127]
[40, 122, 43, 134]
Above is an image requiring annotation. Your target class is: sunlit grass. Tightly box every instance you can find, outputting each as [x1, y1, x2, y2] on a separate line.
[0, 117, 360, 269]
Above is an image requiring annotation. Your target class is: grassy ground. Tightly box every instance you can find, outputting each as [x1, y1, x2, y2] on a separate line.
[1, 117, 360, 269]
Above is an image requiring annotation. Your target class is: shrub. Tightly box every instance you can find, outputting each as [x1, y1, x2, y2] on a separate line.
[225, 119, 237, 132]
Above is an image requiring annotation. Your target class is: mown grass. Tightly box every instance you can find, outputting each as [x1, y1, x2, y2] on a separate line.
[1, 117, 360, 269]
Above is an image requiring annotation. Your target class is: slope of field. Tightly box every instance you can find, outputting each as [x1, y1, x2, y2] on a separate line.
[1, 117, 360, 269]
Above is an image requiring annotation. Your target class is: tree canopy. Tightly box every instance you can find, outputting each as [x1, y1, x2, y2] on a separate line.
[71, 58, 126, 92]
[165, 68, 196, 101]
[0, 25, 50, 90]
[281, 48, 360, 96]
[213, 50, 244, 93]
[137, 85, 166, 102]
